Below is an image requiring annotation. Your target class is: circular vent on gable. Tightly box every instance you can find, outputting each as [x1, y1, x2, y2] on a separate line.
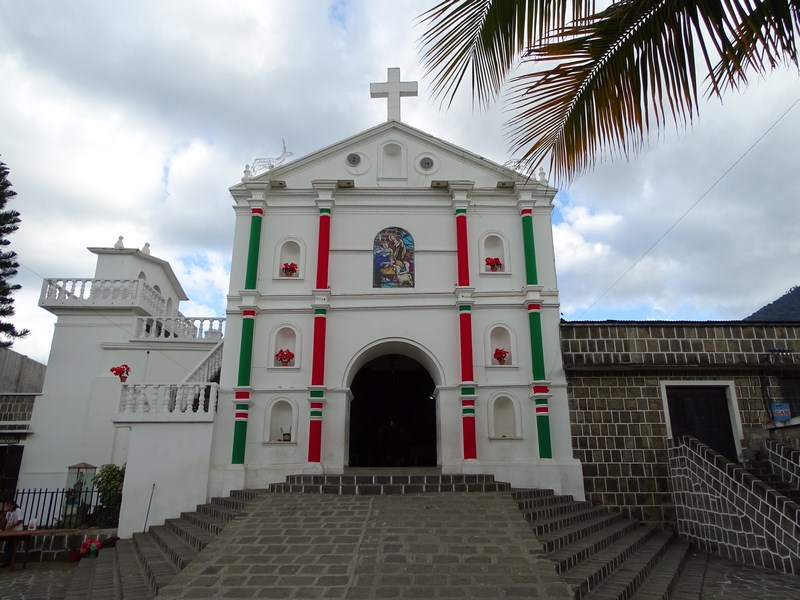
[419, 157, 434, 170]
[346, 153, 361, 166]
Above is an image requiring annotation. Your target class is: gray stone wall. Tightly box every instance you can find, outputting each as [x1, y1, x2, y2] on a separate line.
[765, 439, 800, 490]
[561, 321, 800, 527]
[669, 436, 800, 574]
[0, 347, 45, 393]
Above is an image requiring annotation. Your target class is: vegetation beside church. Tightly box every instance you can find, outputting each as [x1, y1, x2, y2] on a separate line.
[92, 463, 125, 528]
[0, 159, 29, 348]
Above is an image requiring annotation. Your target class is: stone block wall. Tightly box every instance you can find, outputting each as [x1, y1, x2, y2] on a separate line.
[765, 439, 800, 489]
[669, 436, 800, 574]
[23, 529, 117, 562]
[0, 347, 45, 393]
[562, 321, 800, 527]
[0, 393, 37, 423]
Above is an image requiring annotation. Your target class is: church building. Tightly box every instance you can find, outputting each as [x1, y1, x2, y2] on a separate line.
[209, 68, 582, 500]
[16, 69, 583, 537]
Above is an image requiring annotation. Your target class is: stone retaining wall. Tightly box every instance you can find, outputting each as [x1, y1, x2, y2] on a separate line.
[561, 321, 800, 527]
[765, 439, 800, 489]
[23, 529, 117, 562]
[668, 436, 800, 574]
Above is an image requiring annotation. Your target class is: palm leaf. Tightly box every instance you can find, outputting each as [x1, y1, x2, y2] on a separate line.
[418, 0, 595, 108]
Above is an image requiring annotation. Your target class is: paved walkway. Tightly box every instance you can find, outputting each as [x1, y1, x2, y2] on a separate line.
[155, 492, 573, 599]
[0, 561, 77, 600]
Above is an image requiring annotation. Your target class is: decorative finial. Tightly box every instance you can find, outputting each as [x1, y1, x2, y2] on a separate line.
[251, 140, 294, 177]
[370, 68, 418, 122]
[114, 236, 124, 249]
[242, 164, 252, 181]
[537, 167, 549, 185]
[141, 242, 151, 255]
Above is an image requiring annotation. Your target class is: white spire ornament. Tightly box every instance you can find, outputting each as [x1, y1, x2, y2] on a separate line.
[114, 236, 124, 249]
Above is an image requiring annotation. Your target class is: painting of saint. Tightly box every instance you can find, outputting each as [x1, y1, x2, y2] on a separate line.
[373, 227, 414, 288]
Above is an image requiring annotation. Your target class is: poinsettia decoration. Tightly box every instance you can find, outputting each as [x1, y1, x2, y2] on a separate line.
[485, 257, 503, 270]
[109, 364, 131, 377]
[493, 348, 509, 362]
[275, 349, 295, 365]
[282, 262, 298, 276]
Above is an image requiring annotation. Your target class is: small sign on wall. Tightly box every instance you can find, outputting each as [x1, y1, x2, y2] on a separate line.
[771, 402, 792, 422]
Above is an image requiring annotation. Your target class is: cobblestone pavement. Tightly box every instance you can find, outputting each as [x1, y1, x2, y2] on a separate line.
[0, 561, 77, 600]
[673, 549, 800, 600]
[156, 492, 574, 599]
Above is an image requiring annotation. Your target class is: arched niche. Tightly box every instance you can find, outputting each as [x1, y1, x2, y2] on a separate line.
[275, 237, 305, 280]
[480, 231, 510, 274]
[373, 227, 414, 288]
[270, 323, 301, 368]
[488, 393, 522, 439]
[264, 397, 297, 443]
[138, 271, 147, 281]
[486, 323, 515, 366]
[378, 140, 406, 179]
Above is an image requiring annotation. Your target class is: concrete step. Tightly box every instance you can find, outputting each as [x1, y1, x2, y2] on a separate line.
[180, 509, 229, 535]
[548, 518, 642, 574]
[165, 516, 215, 551]
[519, 497, 595, 522]
[529, 505, 611, 536]
[582, 530, 675, 600]
[115, 539, 153, 599]
[210, 495, 251, 511]
[270, 473, 512, 494]
[511, 488, 557, 501]
[630, 538, 691, 600]
[515, 492, 578, 511]
[559, 525, 656, 599]
[538, 512, 627, 554]
[132, 531, 179, 595]
[197, 500, 241, 521]
[148, 524, 198, 570]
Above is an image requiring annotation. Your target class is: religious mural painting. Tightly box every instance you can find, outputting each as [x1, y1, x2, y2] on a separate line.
[373, 227, 414, 288]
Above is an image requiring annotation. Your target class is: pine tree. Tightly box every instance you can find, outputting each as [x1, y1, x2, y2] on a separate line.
[0, 159, 29, 347]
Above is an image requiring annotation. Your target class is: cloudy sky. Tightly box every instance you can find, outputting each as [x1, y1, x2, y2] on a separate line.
[1, 0, 798, 365]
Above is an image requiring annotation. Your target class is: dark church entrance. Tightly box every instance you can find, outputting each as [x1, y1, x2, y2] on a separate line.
[666, 385, 738, 461]
[348, 354, 437, 467]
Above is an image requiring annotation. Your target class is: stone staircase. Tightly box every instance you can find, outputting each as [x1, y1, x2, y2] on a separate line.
[744, 459, 800, 504]
[512, 488, 692, 599]
[65, 474, 699, 600]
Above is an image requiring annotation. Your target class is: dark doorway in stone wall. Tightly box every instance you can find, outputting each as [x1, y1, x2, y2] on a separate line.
[666, 385, 738, 461]
[348, 354, 437, 467]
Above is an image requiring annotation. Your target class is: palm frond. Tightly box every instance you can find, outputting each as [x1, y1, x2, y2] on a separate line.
[418, 0, 595, 108]
[505, 0, 800, 182]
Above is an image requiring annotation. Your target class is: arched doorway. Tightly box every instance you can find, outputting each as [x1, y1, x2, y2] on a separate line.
[348, 354, 437, 467]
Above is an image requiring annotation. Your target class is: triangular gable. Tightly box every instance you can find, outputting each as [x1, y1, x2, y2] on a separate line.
[233, 121, 555, 193]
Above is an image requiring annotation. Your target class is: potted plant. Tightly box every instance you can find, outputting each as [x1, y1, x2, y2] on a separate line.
[275, 349, 295, 366]
[281, 427, 292, 442]
[282, 262, 298, 277]
[494, 348, 509, 365]
[485, 257, 503, 272]
[109, 364, 131, 382]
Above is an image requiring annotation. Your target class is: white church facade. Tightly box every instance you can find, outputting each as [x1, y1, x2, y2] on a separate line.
[17, 70, 584, 537]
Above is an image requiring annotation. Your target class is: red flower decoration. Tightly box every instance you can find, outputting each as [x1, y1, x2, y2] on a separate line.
[109, 364, 131, 377]
[493, 348, 509, 361]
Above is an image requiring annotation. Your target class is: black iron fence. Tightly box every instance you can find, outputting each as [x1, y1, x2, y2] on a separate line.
[0, 488, 102, 529]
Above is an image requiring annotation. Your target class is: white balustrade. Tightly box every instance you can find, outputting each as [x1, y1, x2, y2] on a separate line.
[117, 383, 218, 417]
[183, 342, 224, 384]
[135, 317, 225, 341]
[40, 278, 166, 315]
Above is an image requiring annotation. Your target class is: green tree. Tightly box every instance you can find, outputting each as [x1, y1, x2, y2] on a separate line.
[418, 0, 800, 183]
[92, 463, 125, 528]
[0, 159, 29, 347]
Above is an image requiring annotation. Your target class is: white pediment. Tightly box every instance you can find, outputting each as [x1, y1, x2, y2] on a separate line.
[233, 122, 554, 193]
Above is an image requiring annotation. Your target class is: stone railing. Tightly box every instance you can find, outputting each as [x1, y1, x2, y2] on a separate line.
[39, 278, 166, 315]
[115, 383, 218, 419]
[134, 317, 225, 341]
[765, 439, 800, 490]
[183, 342, 224, 384]
[669, 436, 800, 574]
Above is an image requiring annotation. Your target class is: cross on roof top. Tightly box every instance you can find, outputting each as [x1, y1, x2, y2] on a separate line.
[370, 67, 418, 122]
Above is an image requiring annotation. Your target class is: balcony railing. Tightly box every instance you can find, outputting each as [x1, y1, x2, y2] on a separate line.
[135, 317, 225, 341]
[115, 383, 218, 420]
[39, 278, 166, 315]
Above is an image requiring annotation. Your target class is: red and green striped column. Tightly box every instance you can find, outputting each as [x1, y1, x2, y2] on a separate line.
[454, 196, 477, 460]
[520, 205, 551, 458]
[307, 307, 328, 462]
[231, 206, 263, 464]
[315, 206, 332, 290]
